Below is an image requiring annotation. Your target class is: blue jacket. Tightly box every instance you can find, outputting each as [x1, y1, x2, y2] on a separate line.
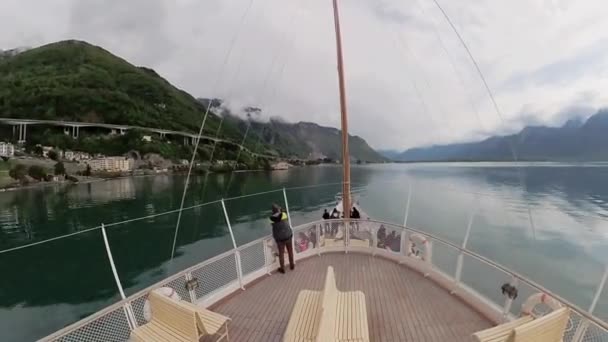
[270, 211, 292, 242]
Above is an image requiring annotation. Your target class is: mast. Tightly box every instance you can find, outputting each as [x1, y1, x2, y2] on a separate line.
[332, 0, 351, 218]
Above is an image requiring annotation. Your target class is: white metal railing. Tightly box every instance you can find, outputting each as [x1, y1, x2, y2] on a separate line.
[40, 217, 608, 342]
[0, 182, 598, 341]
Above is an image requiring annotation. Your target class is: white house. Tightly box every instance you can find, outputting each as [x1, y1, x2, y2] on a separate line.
[0, 142, 14, 157]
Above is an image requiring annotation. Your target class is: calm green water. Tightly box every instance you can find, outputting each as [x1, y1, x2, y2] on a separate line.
[2, 163, 608, 341]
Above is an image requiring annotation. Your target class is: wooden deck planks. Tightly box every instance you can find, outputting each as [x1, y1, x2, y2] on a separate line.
[210, 252, 492, 342]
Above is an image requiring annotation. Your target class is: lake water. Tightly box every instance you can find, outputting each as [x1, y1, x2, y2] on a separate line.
[2, 163, 608, 341]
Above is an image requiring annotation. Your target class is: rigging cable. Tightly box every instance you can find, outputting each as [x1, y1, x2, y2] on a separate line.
[223, 2, 303, 195]
[170, 0, 258, 260]
[391, 29, 453, 149]
[429, 0, 537, 238]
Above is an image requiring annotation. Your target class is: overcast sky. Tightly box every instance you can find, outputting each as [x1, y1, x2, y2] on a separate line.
[2, 0, 608, 150]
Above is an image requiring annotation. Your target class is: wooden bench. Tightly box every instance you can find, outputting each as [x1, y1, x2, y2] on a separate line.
[473, 316, 534, 342]
[474, 307, 570, 342]
[507, 307, 570, 342]
[284, 266, 369, 342]
[131, 291, 230, 342]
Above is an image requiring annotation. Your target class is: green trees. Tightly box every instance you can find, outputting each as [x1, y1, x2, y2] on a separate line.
[9, 164, 27, 181]
[54, 162, 66, 175]
[27, 165, 46, 180]
[84, 164, 91, 177]
[48, 150, 58, 161]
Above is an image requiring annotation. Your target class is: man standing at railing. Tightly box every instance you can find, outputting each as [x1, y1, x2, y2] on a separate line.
[270, 203, 294, 274]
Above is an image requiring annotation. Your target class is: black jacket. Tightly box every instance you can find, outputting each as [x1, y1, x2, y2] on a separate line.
[270, 211, 292, 241]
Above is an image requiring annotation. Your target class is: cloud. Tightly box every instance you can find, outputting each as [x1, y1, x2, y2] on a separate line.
[2, 0, 608, 150]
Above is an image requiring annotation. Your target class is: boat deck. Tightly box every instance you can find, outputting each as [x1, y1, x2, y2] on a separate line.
[210, 252, 492, 341]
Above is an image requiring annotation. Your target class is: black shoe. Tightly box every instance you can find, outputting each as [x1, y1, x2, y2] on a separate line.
[278, 268, 285, 274]
[290, 265, 295, 270]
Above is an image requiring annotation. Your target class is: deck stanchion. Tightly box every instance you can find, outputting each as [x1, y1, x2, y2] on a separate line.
[282, 188, 293, 229]
[316, 223, 321, 256]
[572, 266, 608, 341]
[100, 224, 137, 329]
[221, 199, 245, 290]
[403, 181, 412, 227]
[185, 272, 197, 303]
[282, 188, 296, 265]
[454, 207, 476, 284]
[501, 276, 518, 323]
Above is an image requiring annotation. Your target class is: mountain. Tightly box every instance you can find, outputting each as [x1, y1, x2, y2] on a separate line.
[246, 119, 385, 162]
[396, 110, 608, 162]
[0, 40, 384, 162]
[377, 149, 403, 160]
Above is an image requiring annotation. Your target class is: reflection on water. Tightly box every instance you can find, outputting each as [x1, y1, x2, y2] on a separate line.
[2, 163, 608, 340]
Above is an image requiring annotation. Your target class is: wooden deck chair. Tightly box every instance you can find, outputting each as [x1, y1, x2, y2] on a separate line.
[506, 307, 570, 342]
[131, 291, 201, 342]
[180, 300, 231, 341]
[473, 316, 534, 342]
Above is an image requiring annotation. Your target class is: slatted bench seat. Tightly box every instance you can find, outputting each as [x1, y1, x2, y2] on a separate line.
[284, 266, 369, 342]
[507, 307, 570, 342]
[130, 291, 230, 342]
[473, 316, 534, 342]
[474, 307, 569, 342]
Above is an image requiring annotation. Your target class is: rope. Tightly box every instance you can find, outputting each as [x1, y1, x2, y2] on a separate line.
[0, 225, 102, 255]
[429, 0, 537, 238]
[170, 0, 259, 260]
[223, 2, 303, 195]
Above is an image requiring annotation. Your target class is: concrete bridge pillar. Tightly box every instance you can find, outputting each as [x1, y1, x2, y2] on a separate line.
[120, 128, 126, 135]
[17, 124, 27, 143]
[72, 126, 80, 139]
[183, 136, 189, 146]
[64, 127, 70, 136]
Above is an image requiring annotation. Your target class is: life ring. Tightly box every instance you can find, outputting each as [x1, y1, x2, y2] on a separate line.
[406, 233, 432, 262]
[143, 287, 182, 321]
[521, 293, 563, 317]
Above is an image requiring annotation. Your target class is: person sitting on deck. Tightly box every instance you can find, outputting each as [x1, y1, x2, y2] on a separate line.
[270, 203, 294, 273]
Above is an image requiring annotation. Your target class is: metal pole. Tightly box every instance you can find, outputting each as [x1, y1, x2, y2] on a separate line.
[590, 266, 608, 314]
[332, 0, 351, 219]
[221, 199, 245, 290]
[502, 277, 518, 323]
[282, 188, 293, 229]
[100, 224, 137, 329]
[455, 207, 476, 282]
[572, 267, 608, 342]
[403, 181, 412, 227]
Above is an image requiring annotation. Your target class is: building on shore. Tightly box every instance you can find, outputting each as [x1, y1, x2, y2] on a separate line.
[87, 156, 134, 172]
[64, 151, 91, 161]
[271, 162, 290, 170]
[0, 142, 15, 157]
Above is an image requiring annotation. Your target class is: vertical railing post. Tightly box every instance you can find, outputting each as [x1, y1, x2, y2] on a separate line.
[100, 224, 137, 329]
[403, 181, 412, 227]
[501, 276, 518, 323]
[282, 188, 293, 229]
[399, 229, 407, 264]
[372, 223, 378, 256]
[572, 266, 608, 341]
[455, 207, 476, 283]
[345, 219, 349, 253]
[221, 199, 245, 290]
[316, 223, 321, 256]
[185, 272, 197, 303]
[282, 187, 297, 264]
